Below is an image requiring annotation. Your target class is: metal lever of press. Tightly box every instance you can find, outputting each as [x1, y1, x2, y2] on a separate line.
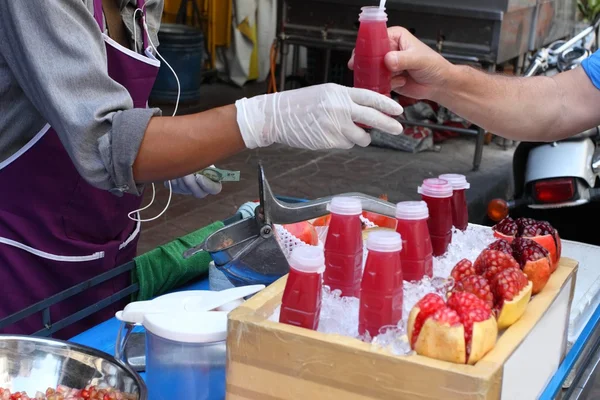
[182, 164, 398, 261]
[257, 162, 396, 225]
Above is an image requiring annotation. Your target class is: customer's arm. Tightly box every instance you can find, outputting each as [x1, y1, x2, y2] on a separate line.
[350, 27, 600, 142]
[436, 60, 600, 142]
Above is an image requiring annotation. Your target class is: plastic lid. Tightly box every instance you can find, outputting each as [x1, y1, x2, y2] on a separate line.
[359, 6, 388, 21]
[116, 286, 264, 325]
[290, 246, 325, 273]
[418, 178, 453, 198]
[366, 230, 402, 252]
[439, 174, 470, 190]
[329, 196, 362, 215]
[396, 201, 429, 220]
[144, 310, 228, 343]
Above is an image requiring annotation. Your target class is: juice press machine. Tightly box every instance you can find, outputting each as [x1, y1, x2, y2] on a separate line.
[184, 164, 396, 287]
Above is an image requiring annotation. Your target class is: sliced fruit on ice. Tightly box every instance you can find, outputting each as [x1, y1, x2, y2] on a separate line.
[280, 221, 319, 246]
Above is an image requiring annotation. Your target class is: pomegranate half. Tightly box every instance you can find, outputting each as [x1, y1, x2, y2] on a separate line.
[493, 217, 561, 272]
[407, 292, 497, 365]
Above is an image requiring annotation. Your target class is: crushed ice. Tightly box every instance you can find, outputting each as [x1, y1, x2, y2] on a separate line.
[268, 225, 496, 356]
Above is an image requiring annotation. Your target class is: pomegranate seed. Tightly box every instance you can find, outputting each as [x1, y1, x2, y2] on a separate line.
[487, 239, 513, 256]
[451, 259, 476, 282]
[453, 275, 494, 310]
[493, 217, 518, 236]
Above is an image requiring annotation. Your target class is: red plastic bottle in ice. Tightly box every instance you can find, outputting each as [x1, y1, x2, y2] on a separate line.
[353, 6, 392, 95]
[395, 201, 433, 281]
[279, 246, 325, 330]
[439, 174, 470, 231]
[323, 197, 364, 297]
[418, 178, 453, 256]
[359, 230, 403, 337]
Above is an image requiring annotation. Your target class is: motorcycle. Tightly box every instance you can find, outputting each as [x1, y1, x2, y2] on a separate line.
[487, 18, 600, 242]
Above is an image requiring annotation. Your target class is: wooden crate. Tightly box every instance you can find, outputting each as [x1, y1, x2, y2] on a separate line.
[226, 258, 578, 400]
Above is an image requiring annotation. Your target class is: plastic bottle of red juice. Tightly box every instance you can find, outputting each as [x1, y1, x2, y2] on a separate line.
[353, 6, 392, 96]
[323, 197, 364, 297]
[439, 174, 470, 231]
[418, 178, 453, 256]
[395, 201, 433, 281]
[359, 230, 403, 337]
[279, 246, 325, 330]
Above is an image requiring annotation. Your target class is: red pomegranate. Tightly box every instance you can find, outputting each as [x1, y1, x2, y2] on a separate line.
[492, 217, 561, 272]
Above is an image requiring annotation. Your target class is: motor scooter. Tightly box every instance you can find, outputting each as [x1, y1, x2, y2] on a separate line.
[487, 19, 600, 240]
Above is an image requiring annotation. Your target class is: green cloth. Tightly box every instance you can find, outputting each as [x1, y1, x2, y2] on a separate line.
[132, 221, 225, 301]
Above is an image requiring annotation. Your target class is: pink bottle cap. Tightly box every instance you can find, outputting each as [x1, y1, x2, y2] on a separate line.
[396, 201, 429, 220]
[367, 230, 402, 253]
[359, 6, 388, 21]
[439, 174, 470, 190]
[418, 178, 453, 198]
[329, 196, 362, 216]
[289, 246, 325, 274]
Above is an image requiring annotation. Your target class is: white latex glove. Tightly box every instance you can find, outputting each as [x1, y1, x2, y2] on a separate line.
[235, 83, 404, 150]
[166, 173, 222, 198]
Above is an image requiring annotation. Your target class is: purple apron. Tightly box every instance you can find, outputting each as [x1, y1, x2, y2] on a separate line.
[0, 0, 159, 339]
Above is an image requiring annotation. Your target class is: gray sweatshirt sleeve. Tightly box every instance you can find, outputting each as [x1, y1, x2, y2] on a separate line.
[0, 0, 162, 196]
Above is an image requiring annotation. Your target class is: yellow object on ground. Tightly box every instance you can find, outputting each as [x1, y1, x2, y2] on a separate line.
[235, 12, 259, 80]
[161, 0, 232, 69]
[161, 0, 275, 84]
[227, 0, 277, 86]
[208, 0, 232, 69]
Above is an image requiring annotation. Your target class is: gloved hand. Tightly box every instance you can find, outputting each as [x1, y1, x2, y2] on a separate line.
[166, 173, 222, 199]
[235, 83, 404, 150]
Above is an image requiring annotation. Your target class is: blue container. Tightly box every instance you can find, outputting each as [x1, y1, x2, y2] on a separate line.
[150, 23, 205, 104]
[145, 328, 226, 400]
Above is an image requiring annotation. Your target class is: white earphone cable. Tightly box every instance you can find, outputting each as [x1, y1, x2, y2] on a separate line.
[127, 10, 181, 223]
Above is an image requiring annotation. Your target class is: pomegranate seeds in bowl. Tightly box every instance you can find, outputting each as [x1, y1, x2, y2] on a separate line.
[0, 385, 137, 400]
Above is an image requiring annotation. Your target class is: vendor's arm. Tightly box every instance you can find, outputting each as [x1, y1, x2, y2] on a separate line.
[349, 27, 600, 142]
[0, 1, 403, 196]
[133, 105, 244, 183]
[135, 83, 405, 182]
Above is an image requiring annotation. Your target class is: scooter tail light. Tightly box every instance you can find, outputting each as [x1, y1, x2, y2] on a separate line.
[487, 198, 509, 222]
[533, 178, 576, 203]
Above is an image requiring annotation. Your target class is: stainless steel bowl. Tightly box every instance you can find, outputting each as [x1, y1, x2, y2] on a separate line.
[0, 335, 147, 399]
